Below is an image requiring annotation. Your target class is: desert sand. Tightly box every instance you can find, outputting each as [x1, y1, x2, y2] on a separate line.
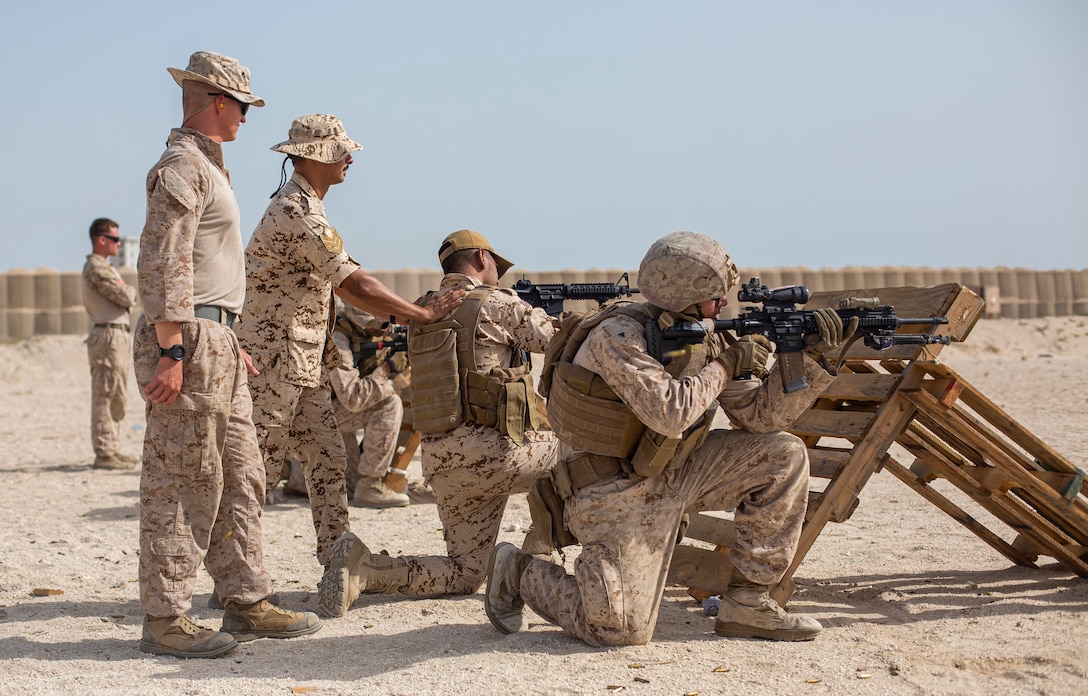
[1, 316, 1086, 695]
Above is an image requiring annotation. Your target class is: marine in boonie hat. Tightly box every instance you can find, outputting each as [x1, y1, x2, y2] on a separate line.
[271, 114, 363, 164]
[167, 50, 265, 107]
[438, 229, 515, 279]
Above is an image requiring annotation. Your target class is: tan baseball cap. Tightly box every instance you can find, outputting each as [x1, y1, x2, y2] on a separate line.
[167, 51, 265, 106]
[271, 114, 363, 164]
[438, 229, 514, 279]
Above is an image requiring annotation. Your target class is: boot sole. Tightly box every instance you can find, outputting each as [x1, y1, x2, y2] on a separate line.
[228, 623, 323, 642]
[714, 621, 820, 641]
[318, 565, 350, 618]
[139, 638, 238, 658]
[484, 543, 524, 635]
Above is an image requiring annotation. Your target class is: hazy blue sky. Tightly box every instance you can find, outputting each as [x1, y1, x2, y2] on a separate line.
[2, 1, 1085, 274]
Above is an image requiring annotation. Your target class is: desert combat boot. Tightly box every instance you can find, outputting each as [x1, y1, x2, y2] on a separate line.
[485, 542, 532, 634]
[352, 476, 409, 508]
[139, 614, 238, 658]
[714, 569, 822, 641]
[221, 599, 322, 641]
[319, 532, 409, 618]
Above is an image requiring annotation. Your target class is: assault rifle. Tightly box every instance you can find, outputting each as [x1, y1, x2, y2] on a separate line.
[353, 325, 408, 370]
[512, 273, 639, 317]
[647, 277, 951, 394]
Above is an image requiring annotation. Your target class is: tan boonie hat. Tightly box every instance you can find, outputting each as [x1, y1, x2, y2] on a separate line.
[438, 229, 514, 279]
[270, 114, 363, 164]
[167, 51, 265, 106]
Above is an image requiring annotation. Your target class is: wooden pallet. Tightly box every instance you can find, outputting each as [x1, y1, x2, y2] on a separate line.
[667, 283, 1088, 603]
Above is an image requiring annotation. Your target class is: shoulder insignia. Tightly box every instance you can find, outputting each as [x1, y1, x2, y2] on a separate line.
[321, 226, 344, 254]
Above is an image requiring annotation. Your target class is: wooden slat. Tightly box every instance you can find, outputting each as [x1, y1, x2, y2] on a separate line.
[667, 545, 732, 594]
[682, 513, 737, 548]
[808, 448, 851, 479]
[918, 362, 1087, 484]
[903, 389, 1088, 546]
[882, 457, 1040, 568]
[791, 410, 873, 440]
[817, 372, 900, 402]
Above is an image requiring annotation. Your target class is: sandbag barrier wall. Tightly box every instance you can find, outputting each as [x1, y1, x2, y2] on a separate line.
[2, 267, 1086, 340]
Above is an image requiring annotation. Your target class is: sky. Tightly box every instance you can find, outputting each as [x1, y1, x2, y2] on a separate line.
[2, 0, 1086, 275]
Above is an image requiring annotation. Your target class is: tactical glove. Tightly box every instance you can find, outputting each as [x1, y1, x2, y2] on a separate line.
[803, 309, 859, 357]
[387, 352, 409, 374]
[714, 335, 773, 379]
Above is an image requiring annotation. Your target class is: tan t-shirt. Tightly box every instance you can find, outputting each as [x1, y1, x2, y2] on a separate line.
[137, 128, 246, 323]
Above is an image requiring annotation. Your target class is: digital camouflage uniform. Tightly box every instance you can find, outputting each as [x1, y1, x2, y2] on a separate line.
[399, 273, 558, 596]
[135, 128, 273, 619]
[237, 171, 360, 566]
[517, 309, 836, 646]
[82, 253, 136, 459]
[328, 328, 403, 494]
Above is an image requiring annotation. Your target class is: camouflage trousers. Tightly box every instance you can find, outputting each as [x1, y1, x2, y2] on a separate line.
[521, 429, 809, 647]
[333, 390, 403, 491]
[133, 317, 273, 619]
[86, 326, 129, 458]
[249, 373, 349, 566]
[399, 423, 557, 596]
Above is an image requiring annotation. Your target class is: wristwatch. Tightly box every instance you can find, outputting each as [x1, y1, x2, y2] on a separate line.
[159, 344, 186, 361]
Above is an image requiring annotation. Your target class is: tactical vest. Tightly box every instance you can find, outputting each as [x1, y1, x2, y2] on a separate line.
[408, 287, 539, 443]
[543, 301, 718, 480]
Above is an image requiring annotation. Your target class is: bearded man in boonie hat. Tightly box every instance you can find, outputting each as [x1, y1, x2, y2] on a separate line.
[135, 51, 323, 660]
[235, 114, 464, 618]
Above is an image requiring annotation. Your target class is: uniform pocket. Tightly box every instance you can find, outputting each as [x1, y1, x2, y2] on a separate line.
[575, 542, 626, 631]
[148, 409, 221, 477]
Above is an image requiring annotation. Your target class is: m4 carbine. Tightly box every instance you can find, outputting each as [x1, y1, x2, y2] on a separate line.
[512, 273, 639, 317]
[649, 277, 951, 393]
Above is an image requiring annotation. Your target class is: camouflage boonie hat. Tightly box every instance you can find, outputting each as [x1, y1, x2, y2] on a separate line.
[271, 114, 363, 164]
[438, 229, 514, 279]
[167, 51, 265, 106]
[638, 231, 739, 312]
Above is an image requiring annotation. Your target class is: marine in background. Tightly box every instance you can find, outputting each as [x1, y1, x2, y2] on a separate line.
[82, 217, 139, 469]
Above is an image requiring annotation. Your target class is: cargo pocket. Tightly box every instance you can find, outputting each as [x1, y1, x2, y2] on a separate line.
[575, 542, 626, 631]
[154, 409, 219, 478]
[151, 534, 198, 582]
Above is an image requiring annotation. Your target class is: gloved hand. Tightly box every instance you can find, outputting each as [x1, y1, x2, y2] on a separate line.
[387, 352, 409, 374]
[714, 335, 773, 379]
[803, 309, 858, 357]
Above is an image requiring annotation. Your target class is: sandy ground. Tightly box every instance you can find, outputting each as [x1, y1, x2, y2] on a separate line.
[1, 316, 1086, 695]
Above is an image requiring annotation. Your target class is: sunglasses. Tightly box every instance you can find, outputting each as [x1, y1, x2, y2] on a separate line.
[208, 92, 249, 116]
[99, 234, 121, 243]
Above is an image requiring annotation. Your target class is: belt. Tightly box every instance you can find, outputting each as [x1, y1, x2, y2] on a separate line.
[194, 305, 237, 328]
[94, 322, 129, 331]
[552, 453, 626, 499]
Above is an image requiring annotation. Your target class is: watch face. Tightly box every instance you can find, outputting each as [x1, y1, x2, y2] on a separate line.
[161, 345, 185, 361]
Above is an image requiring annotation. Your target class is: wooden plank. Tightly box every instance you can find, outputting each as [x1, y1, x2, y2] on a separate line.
[667, 545, 732, 594]
[903, 389, 1088, 546]
[791, 410, 873, 440]
[774, 363, 928, 605]
[683, 513, 737, 548]
[919, 362, 1087, 485]
[896, 410, 1088, 573]
[883, 457, 1040, 568]
[808, 448, 851, 479]
[817, 372, 900, 402]
[806, 491, 859, 523]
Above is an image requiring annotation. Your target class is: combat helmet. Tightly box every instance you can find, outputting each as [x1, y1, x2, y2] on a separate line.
[637, 231, 739, 312]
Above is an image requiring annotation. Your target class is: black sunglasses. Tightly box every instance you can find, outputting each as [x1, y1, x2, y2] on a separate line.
[99, 234, 121, 243]
[208, 92, 249, 116]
